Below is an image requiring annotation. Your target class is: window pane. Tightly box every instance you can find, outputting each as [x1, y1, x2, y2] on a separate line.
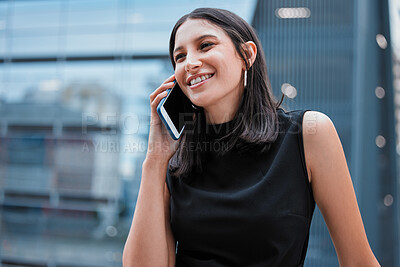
[67, 0, 119, 26]
[66, 33, 117, 54]
[11, 1, 61, 29]
[11, 35, 59, 56]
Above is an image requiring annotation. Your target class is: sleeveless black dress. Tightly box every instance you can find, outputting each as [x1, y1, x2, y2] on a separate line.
[166, 109, 315, 267]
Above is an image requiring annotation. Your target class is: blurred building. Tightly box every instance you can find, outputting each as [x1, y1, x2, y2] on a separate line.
[0, 1, 257, 266]
[0, 85, 123, 266]
[252, 0, 398, 266]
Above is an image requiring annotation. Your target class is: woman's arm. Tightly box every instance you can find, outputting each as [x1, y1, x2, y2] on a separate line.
[123, 75, 177, 267]
[303, 111, 380, 267]
[123, 161, 175, 267]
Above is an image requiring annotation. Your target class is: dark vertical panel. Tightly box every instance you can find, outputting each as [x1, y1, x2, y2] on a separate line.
[377, 1, 399, 266]
[353, 0, 399, 265]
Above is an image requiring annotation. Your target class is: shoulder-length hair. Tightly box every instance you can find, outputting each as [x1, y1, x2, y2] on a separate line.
[168, 8, 282, 177]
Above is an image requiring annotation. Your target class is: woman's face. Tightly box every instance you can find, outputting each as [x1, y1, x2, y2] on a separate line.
[173, 19, 245, 113]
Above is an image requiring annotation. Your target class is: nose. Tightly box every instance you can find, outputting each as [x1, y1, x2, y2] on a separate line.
[185, 53, 202, 73]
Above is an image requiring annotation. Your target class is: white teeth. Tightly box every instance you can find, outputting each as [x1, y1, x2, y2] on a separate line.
[190, 74, 212, 86]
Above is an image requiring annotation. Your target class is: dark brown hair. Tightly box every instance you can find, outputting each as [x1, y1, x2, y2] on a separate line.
[169, 8, 281, 177]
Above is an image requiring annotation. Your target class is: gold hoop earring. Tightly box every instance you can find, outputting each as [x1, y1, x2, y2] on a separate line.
[244, 70, 248, 88]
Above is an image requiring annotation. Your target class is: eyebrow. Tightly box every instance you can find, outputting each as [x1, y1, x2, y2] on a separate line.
[174, 34, 218, 54]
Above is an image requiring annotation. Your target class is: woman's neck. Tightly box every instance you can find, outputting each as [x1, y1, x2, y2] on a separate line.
[204, 108, 236, 125]
[203, 89, 243, 124]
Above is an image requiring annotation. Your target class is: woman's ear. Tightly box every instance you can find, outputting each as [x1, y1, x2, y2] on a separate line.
[242, 41, 257, 70]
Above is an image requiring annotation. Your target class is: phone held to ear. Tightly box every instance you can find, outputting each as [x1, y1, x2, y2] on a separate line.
[156, 82, 194, 140]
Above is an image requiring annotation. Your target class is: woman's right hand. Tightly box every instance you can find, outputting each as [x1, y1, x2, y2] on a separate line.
[146, 74, 179, 164]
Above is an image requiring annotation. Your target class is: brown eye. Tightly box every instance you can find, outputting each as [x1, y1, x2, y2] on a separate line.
[200, 42, 213, 50]
[175, 53, 185, 62]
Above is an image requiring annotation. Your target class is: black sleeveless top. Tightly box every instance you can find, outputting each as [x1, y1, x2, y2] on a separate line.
[166, 109, 315, 267]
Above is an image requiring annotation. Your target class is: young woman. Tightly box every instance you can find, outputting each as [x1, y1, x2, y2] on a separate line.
[123, 8, 380, 267]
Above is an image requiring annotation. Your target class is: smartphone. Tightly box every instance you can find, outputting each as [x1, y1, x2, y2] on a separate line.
[156, 82, 194, 140]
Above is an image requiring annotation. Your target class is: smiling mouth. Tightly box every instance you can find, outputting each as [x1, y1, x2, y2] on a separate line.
[189, 74, 214, 86]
